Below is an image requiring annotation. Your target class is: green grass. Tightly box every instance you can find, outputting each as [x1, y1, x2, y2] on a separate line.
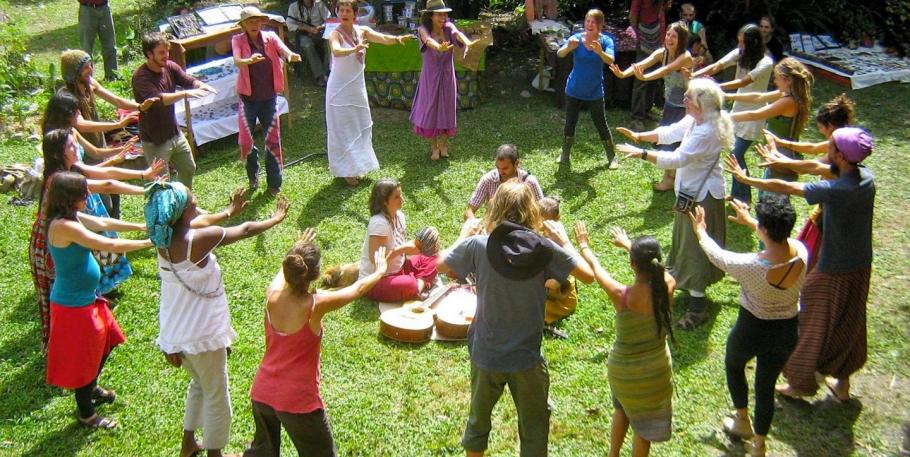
[1, 1, 909, 456]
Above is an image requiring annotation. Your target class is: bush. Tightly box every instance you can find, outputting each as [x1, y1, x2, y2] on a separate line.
[0, 20, 46, 135]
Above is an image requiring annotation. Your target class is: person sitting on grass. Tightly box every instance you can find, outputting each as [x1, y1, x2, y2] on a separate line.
[43, 172, 154, 430]
[146, 182, 289, 457]
[359, 179, 440, 302]
[574, 221, 675, 457]
[464, 144, 544, 220]
[689, 196, 807, 457]
[539, 196, 578, 339]
[242, 229, 387, 457]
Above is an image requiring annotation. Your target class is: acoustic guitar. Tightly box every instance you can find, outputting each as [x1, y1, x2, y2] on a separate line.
[379, 285, 453, 343]
[433, 286, 477, 340]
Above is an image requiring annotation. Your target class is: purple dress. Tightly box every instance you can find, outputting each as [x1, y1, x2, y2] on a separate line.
[410, 22, 462, 138]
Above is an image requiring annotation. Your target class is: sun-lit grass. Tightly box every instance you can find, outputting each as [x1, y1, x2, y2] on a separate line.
[0, 1, 908, 456]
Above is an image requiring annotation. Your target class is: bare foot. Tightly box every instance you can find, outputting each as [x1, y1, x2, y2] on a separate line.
[775, 383, 812, 399]
[343, 177, 360, 186]
[825, 377, 850, 402]
[439, 143, 450, 158]
[431, 147, 440, 161]
[179, 440, 203, 457]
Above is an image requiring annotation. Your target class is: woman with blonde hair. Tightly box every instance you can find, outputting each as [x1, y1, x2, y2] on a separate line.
[611, 21, 693, 190]
[726, 57, 814, 199]
[616, 77, 732, 329]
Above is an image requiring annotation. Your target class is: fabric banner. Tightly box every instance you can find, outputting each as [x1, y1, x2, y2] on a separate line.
[365, 70, 480, 111]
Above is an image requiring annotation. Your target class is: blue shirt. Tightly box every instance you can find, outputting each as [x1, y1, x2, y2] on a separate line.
[443, 234, 576, 372]
[49, 239, 101, 307]
[565, 33, 615, 101]
[803, 166, 876, 273]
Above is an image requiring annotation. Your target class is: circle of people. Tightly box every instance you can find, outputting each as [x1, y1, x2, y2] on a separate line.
[30, 2, 875, 457]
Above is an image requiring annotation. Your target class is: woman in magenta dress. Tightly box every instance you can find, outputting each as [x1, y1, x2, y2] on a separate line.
[410, 0, 476, 161]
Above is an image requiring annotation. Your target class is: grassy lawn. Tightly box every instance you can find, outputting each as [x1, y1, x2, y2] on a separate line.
[1, 1, 909, 456]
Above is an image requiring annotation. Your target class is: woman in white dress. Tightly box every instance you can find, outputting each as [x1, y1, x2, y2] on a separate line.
[326, 0, 411, 186]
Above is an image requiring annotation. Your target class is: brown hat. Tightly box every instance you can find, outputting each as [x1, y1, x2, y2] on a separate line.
[422, 0, 452, 13]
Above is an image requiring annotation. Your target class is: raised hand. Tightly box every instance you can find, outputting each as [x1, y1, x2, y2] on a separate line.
[145, 158, 166, 179]
[616, 143, 644, 159]
[273, 195, 290, 222]
[248, 53, 266, 65]
[118, 111, 140, 128]
[438, 40, 454, 52]
[616, 127, 639, 141]
[542, 219, 570, 245]
[754, 142, 788, 168]
[608, 63, 625, 77]
[609, 226, 631, 251]
[574, 220, 590, 247]
[288, 53, 302, 62]
[723, 154, 748, 182]
[298, 227, 316, 244]
[138, 97, 159, 111]
[587, 39, 603, 54]
[726, 198, 755, 227]
[373, 246, 389, 275]
[226, 187, 250, 217]
[460, 217, 482, 239]
[687, 206, 707, 232]
[184, 88, 210, 99]
[632, 63, 646, 80]
[397, 35, 414, 45]
[566, 36, 580, 51]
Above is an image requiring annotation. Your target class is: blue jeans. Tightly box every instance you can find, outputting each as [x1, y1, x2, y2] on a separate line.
[242, 97, 282, 191]
[730, 136, 753, 204]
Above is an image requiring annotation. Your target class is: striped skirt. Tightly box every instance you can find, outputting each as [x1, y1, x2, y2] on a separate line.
[782, 267, 871, 394]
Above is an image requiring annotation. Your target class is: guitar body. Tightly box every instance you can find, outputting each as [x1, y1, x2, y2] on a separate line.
[379, 303, 434, 343]
[433, 287, 477, 340]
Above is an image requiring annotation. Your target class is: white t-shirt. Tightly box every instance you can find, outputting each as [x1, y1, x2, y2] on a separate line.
[359, 211, 407, 279]
[718, 48, 775, 141]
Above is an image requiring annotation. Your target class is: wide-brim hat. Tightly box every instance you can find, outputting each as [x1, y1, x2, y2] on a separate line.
[237, 6, 269, 25]
[486, 221, 553, 280]
[423, 0, 452, 13]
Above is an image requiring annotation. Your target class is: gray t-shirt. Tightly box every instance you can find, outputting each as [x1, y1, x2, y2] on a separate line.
[803, 166, 875, 273]
[443, 234, 576, 372]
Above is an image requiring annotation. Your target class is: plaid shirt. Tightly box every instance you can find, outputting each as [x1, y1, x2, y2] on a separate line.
[468, 168, 544, 209]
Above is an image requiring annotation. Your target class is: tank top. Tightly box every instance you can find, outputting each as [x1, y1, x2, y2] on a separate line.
[250, 294, 326, 414]
[662, 51, 687, 108]
[766, 111, 800, 159]
[48, 235, 101, 307]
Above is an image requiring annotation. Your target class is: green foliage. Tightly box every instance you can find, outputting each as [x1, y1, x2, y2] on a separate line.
[0, 20, 46, 134]
[883, 0, 910, 56]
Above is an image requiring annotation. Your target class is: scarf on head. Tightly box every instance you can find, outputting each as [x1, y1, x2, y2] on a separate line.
[144, 181, 189, 248]
[60, 49, 92, 85]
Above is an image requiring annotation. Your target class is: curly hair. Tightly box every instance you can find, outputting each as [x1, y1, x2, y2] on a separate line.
[815, 93, 855, 130]
[686, 78, 734, 149]
[755, 194, 797, 243]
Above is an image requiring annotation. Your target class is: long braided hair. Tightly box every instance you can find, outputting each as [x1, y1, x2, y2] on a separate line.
[630, 236, 674, 344]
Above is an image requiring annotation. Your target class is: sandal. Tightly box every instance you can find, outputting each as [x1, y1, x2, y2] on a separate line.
[78, 414, 117, 429]
[722, 414, 754, 439]
[92, 386, 116, 405]
[825, 378, 850, 403]
[676, 311, 707, 330]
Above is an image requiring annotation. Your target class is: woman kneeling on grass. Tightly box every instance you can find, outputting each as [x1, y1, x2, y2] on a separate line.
[242, 229, 387, 456]
[146, 182, 289, 457]
[574, 222, 675, 457]
[44, 172, 153, 429]
[689, 195, 806, 457]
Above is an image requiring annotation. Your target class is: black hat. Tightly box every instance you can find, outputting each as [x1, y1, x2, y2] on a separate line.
[486, 221, 553, 280]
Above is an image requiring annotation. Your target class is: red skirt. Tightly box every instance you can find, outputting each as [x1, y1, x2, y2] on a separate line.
[46, 299, 125, 389]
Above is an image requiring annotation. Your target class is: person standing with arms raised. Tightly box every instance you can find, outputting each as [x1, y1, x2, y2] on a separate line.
[132, 32, 217, 189]
[556, 9, 618, 168]
[232, 6, 301, 196]
[325, 0, 412, 186]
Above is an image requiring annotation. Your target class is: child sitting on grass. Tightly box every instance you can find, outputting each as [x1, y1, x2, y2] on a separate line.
[540, 196, 578, 338]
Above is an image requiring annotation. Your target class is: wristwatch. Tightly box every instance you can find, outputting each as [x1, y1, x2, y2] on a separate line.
[640, 148, 648, 160]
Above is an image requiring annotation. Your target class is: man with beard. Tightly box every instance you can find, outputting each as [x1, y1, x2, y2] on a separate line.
[725, 127, 875, 403]
[131, 32, 217, 188]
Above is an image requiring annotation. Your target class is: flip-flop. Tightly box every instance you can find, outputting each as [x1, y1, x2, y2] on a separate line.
[78, 414, 117, 430]
[92, 386, 116, 405]
[825, 378, 850, 403]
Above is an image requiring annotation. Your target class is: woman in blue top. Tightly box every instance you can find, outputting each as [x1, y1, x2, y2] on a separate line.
[43, 172, 153, 429]
[556, 9, 618, 168]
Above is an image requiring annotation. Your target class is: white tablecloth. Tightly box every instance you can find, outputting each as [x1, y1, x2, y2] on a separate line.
[175, 56, 290, 146]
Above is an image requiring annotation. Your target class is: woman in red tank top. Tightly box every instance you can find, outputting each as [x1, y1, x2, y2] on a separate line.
[243, 228, 387, 457]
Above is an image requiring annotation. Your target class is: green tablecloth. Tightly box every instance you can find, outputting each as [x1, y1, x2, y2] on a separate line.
[364, 38, 486, 72]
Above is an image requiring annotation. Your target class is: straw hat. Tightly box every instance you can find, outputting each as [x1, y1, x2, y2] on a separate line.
[237, 6, 269, 25]
[422, 0, 452, 13]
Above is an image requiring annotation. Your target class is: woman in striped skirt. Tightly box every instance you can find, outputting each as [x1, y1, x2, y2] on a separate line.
[575, 223, 675, 457]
